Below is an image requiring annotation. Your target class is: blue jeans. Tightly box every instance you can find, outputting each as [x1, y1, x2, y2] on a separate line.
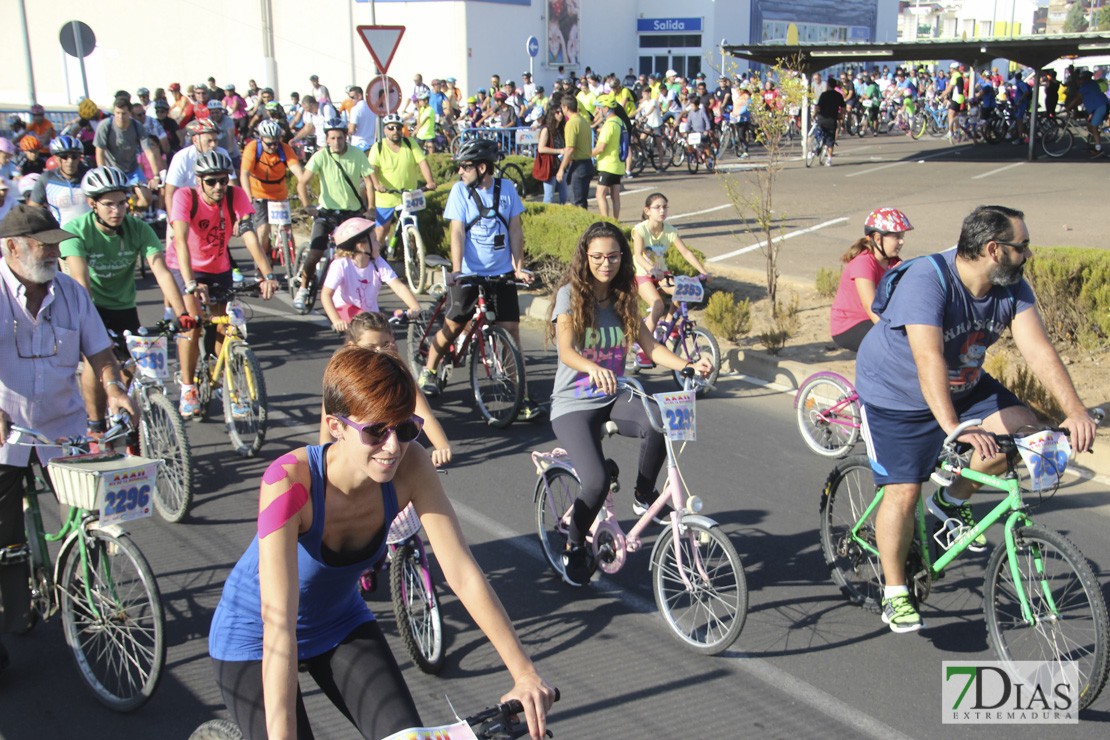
[565, 159, 595, 209]
[542, 176, 567, 205]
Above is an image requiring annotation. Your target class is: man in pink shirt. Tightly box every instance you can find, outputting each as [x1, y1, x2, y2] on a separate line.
[169, 151, 278, 417]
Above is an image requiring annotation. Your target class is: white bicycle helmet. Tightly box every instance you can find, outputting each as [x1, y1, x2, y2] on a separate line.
[257, 120, 283, 140]
[323, 116, 347, 134]
[382, 113, 403, 127]
[81, 167, 131, 198]
[194, 150, 234, 176]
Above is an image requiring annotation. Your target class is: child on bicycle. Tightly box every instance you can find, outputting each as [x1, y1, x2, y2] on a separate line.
[320, 217, 421, 334]
[209, 347, 555, 739]
[317, 311, 451, 467]
[631, 192, 711, 364]
[828, 207, 912, 352]
[546, 221, 712, 587]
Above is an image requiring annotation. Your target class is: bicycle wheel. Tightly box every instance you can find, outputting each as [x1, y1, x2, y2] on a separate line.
[534, 468, 580, 578]
[652, 520, 747, 655]
[189, 720, 244, 740]
[668, 325, 720, 396]
[819, 455, 884, 614]
[499, 163, 526, 197]
[984, 525, 1110, 710]
[671, 141, 686, 167]
[406, 301, 446, 378]
[278, 226, 297, 297]
[910, 112, 928, 140]
[686, 149, 699, 174]
[404, 225, 427, 294]
[292, 246, 314, 314]
[193, 356, 213, 421]
[223, 343, 268, 457]
[984, 116, 1003, 144]
[140, 390, 194, 523]
[704, 150, 716, 173]
[805, 142, 817, 167]
[630, 143, 646, 175]
[795, 374, 861, 458]
[818, 143, 829, 166]
[470, 325, 524, 428]
[1039, 121, 1072, 158]
[59, 530, 166, 712]
[390, 542, 446, 675]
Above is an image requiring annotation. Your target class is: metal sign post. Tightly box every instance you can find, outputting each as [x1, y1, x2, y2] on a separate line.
[59, 20, 96, 101]
[526, 35, 539, 77]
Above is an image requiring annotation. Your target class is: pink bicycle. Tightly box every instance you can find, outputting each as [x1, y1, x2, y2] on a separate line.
[794, 371, 861, 458]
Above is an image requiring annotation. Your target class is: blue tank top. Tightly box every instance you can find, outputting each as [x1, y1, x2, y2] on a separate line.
[209, 444, 400, 661]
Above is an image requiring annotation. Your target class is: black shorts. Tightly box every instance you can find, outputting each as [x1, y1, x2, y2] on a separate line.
[445, 273, 520, 324]
[170, 268, 235, 300]
[251, 198, 282, 229]
[948, 100, 962, 112]
[598, 171, 622, 187]
[95, 305, 141, 353]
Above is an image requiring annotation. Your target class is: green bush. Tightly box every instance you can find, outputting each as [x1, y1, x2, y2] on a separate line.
[703, 291, 751, 342]
[521, 204, 616, 263]
[1025, 247, 1110, 349]
[664, 246, 708, 278]
[816, 266, 841, 299]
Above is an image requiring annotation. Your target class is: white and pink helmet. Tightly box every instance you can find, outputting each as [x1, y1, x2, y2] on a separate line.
[864, 207, 914, 235]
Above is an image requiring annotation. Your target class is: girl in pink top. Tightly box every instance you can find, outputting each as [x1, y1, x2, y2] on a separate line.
[829, 207, 913, 352]
[321, 218, 421, 333]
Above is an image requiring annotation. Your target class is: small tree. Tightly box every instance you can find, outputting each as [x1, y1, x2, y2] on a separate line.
[1064, 2, 1090, 33]
[1097, 7, 1110, 31]
[717, 56, 808, 309]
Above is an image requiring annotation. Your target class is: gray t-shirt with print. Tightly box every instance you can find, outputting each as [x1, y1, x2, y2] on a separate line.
[550, 284, 630, 421]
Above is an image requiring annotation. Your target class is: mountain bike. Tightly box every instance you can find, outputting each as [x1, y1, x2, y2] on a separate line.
[189, 691, 561, 740]
[683, 132, 716, 173]
[191, 282, 269, 456]
[3, 420, 166, 711]
[407, 274, 526, 428]
[533, 373, 747, 654]
[805, 124, 830, 167]
[636, 274, 720, 397]
[819, 415, 1109, 709]
[120, 321, 194, 522]
[497, 161, 526, 198]
[383, 187, 434, 294]
[265, 200, 297, 294]
[794, 370, 860, 458]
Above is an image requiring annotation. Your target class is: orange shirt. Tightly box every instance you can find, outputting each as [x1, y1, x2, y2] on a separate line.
[241, 140, 297, 201]
[338, 98, 356, 114]
[27, 119, 55, 151]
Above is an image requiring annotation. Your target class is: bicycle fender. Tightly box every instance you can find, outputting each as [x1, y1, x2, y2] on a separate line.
[647, 514, 720, 569]
[87, 520, 128, 539]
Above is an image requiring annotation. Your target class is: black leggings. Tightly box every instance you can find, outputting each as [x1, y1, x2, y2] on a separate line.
[551, 392, 666, 545]
[831, 320, 872, 353]
[211, 621, 420, 739]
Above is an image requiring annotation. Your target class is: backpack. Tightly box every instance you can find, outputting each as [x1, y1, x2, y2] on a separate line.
[871, 253, 946, 316]
[250, 139, 287, 184]
[617, 121, 630, 162]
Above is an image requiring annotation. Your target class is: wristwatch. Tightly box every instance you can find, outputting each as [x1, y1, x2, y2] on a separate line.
[265, 273, 276, 281]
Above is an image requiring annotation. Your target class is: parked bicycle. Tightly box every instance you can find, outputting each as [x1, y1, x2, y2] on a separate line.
[794, 370, 860, 458]
[383, 187, 434, 294]
[819, 414, 1109, 709]
[637, 273, 720, 396]
[190, 281, 269, 456]
[533, 373, 747, 654]
[407, 274, 526, 428]
[3, 419, 166, 711]
[119, 321, 194, 522]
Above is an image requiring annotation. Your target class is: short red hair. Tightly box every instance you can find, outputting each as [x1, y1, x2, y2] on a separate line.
[322, 346, 415, 425]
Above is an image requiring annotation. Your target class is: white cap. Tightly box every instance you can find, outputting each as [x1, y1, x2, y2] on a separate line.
[950, 62, 959, 70]
[665, 69, 677, 78]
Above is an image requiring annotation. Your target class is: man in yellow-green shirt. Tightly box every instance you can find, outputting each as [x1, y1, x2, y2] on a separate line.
[576, 77, 597, 122]
[591, 95, 628, 220]
[369, 113, 437, 251]
[555, 97, 595, 209]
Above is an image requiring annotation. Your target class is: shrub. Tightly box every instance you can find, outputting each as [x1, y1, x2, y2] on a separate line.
[703, 291, 751, 342]
[984, 350, 1064, 422]
[1024, 247, 1110, 349]
[759, 294, 799, 355]
[664, 246, 709, 278]
[522, 205, 617, 263]
[816, 267, 840, 299]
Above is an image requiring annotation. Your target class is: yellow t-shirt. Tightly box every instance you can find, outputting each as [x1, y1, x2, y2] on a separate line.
[595, 117, 626, 176]
[632, 221, 678, 276]
[576, 91, 597, 118]
[564, 113, 592, 161]
[617, 87, 636, 117]
[417, 107, 435, 140]
[367, 137, 427, 209]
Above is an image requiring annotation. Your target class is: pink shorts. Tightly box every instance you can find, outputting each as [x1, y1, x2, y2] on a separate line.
[337, 304, 362, 322]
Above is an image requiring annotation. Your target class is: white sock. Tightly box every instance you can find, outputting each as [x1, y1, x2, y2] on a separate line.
[181, 383, 196, 393]
[885, 585, 909, 599]
[940, 488, 966, 507]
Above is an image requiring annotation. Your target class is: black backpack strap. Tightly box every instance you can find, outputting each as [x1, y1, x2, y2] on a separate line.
[464, 176, 508, 233]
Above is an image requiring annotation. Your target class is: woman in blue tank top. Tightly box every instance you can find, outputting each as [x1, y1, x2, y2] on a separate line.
[208, 348, 555, 740]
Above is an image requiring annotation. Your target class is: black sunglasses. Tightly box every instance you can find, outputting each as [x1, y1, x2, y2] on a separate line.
[56, 154, 81, 161]
[385, 124, 401, 130]
[203, 176, 229, 187]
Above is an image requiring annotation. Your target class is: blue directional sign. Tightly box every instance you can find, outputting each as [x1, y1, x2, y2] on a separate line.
[527, 35, 540, 58]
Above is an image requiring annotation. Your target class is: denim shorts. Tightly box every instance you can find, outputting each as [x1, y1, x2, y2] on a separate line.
[860, 374, 1022, 486]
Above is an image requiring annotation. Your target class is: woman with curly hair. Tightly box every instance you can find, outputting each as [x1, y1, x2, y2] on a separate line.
[545, 221, 711, 586]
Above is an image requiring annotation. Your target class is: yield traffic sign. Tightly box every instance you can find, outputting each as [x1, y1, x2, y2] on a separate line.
[356, 25, 405, 74]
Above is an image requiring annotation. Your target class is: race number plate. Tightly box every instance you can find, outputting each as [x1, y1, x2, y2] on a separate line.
[100, 462, 158, 525]
[381, 721, 478, 740]
[402, 190, 426, 213]
[687, 132, 702, 145]
[125, 335, 169, 379]
[1017, 430, 1072, 491]
[267, 200, 291, 225]
[672, 275, 705, 303]
[227, 299, 248, 338]
[654, 390, 696, 442]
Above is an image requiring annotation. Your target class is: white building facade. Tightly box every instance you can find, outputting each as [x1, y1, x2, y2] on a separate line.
[3, 0, 897, 107]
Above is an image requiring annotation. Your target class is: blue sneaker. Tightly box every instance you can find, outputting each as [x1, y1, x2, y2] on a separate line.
[292, 286, 309, 311]
[232, 268, 244, 284]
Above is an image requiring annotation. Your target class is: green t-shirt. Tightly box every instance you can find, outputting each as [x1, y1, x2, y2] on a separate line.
[596, 116, 626, 176]
[305, 147, 374, 212]
[59, 211, 162, 310]
[368, 137, 427, 209]
[576, 91, 597, 118]
[564, 113, 592, 161]
[417, 106, 435, 140]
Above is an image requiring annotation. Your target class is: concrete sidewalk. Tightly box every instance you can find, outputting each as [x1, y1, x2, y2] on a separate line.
[519, 291, 1110, 486]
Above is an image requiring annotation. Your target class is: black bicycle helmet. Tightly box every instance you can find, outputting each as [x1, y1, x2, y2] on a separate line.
[453, 138, 500, 164]
[194, 150, 234, 176]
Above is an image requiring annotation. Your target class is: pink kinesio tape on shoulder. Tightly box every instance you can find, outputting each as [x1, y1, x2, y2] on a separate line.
[258, 452, 308, 538]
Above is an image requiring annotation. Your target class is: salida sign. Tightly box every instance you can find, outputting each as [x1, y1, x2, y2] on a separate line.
[636, 18, 703, 32]
[942, 661, 1078, 724]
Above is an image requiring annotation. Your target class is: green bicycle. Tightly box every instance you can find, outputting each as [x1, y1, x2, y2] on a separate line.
[819, 415, 1109, 709]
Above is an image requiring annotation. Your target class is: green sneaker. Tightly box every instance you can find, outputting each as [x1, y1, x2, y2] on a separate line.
[517, 397, 546, 422]
[882, 593, 924, 633]
[417, 368, 439, 397]
[926, 491, 987, 552]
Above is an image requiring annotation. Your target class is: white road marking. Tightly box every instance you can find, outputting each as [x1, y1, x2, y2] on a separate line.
[708, 217, 850, 263]
[450, 498, 918, 740]
[668, 203, 734, 220]
[971, 161, 1025, 180]
[844, 161, 908, 178]
[845, 145, 974, 178]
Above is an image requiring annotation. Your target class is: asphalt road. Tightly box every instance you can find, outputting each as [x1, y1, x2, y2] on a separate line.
[2, 273, 1108, 739]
